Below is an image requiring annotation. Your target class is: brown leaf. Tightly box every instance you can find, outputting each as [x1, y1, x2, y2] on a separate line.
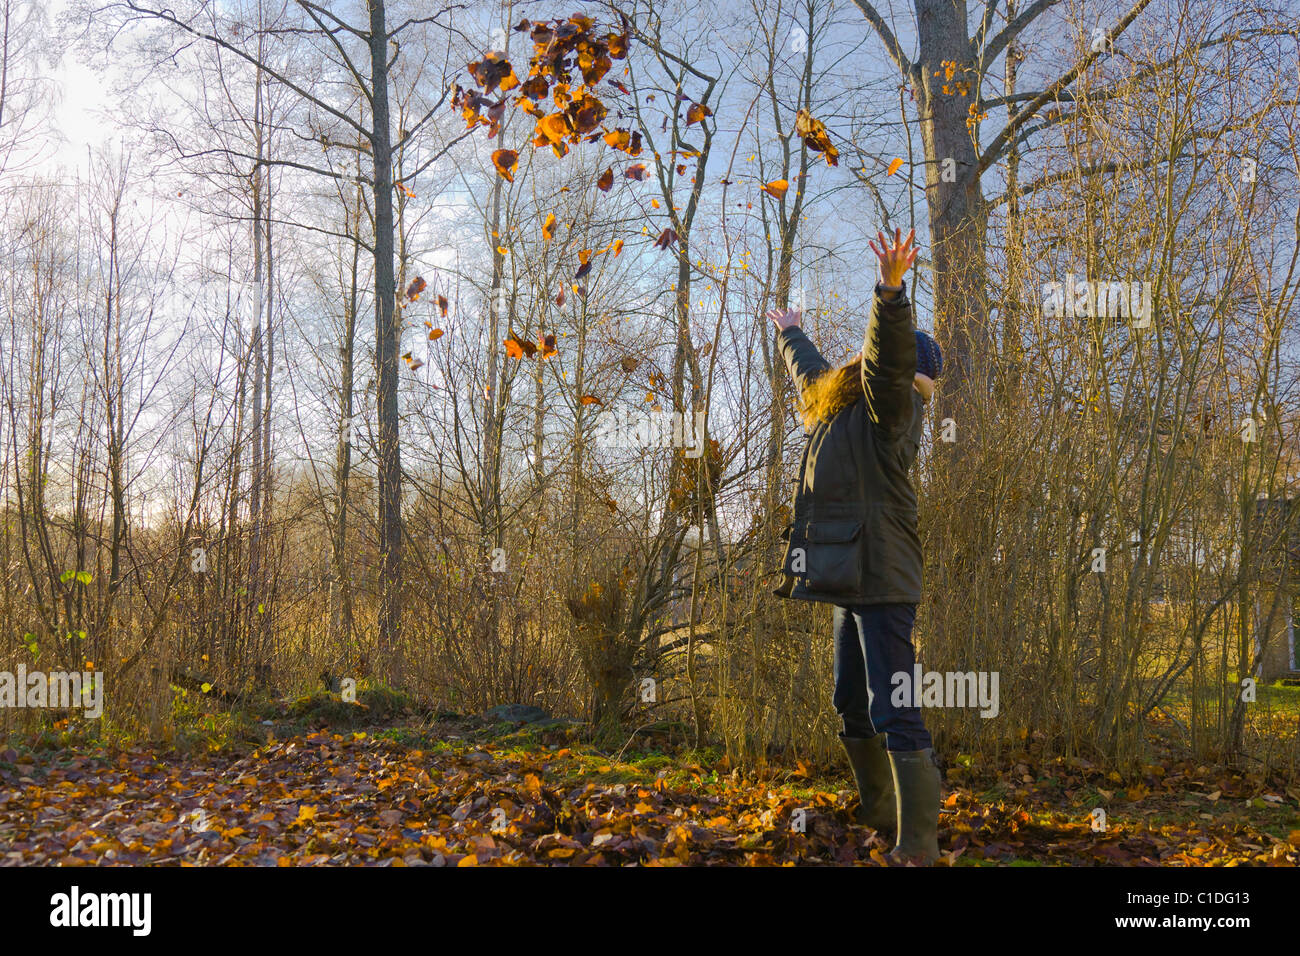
[491, 149, 519, 182]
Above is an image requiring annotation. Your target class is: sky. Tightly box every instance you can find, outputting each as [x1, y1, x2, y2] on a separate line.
[43, 1, 115, 177]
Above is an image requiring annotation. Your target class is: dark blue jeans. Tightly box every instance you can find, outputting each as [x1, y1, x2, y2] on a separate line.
[832, 603, 932, 752]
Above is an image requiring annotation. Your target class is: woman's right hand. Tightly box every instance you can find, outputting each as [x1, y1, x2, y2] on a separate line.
[767, 307, 802, 331]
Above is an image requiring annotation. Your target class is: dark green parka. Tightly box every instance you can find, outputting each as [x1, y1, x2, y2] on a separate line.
[772, 281, 925, 606]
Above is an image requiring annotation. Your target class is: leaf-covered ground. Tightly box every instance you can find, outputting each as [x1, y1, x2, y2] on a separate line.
[2, 719, 1298, 866]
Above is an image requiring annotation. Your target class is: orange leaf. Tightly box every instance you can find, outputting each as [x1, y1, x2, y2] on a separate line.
[428, 328, 444, 341]
[686, 101, 712, 125]
[542, 212, 557, 241]
[536, 112, 570, 144]
[504, 334, 537, 360]
[761, 179, 788, 199]
[886, 157, 904, 176]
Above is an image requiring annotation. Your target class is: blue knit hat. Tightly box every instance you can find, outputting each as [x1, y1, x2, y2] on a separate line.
[915, 329, 942, 380]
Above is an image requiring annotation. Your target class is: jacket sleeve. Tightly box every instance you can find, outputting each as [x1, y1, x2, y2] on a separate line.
[777, 325, 831, 402]
[861, 280, 917, 439]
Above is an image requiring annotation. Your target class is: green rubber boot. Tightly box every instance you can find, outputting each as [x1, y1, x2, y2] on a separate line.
[840, 734, 895, 833]
[887, 748, 942, 865]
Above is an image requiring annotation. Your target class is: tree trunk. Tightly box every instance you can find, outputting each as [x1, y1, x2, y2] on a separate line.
[914, 0, 991, 413]
[369, 0, 403, 685]
[330, 180, 362, 653]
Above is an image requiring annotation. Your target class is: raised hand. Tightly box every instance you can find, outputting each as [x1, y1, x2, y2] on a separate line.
[766, 306, 802, 331]
[868, 227, 918, 289]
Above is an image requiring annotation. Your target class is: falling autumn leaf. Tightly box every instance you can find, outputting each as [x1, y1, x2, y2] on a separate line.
[653, 227, 679, 250]
[428, 329, 444, 342]
[504, 334, 537, 360]
[686, 101, 712, 126]
[580, 394, 603, 406]
[795, 108, 838, 166]
[597, 167, 614, 191]
[491, 149, 519, 182]
[405, 276, 427, 301]
[437, 295, 449, 318]
[761, 179, 789, 199]
[886, 157, 905, 176]
[625, 164, 648, 182]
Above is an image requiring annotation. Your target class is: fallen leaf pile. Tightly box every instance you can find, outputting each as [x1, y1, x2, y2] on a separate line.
[0, 731, 1295, 866]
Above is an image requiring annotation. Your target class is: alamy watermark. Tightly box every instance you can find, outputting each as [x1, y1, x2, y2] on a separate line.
[891, 666, 1000, 718]
[1041, 274, 1152, 327]
[50, 886, 150, 936]
[0, 666, 103, 718]
[593, 407, 707, 458]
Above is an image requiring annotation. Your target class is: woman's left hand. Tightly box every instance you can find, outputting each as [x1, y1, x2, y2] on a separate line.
[869, 227, 918, 289]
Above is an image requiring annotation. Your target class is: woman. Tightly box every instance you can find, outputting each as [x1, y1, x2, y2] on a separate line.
[766, 228, 942, 864]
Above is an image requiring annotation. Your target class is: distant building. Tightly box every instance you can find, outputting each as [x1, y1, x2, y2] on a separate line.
[1252, 496, 1299, 681]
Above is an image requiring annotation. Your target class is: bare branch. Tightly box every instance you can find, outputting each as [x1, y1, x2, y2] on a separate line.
[121, 1, 371, 141]
[849, 0, 912, 76]
[978, 0, 1157, 174]
[295, 0, 373, 108]
[981, 0, 1061, 64]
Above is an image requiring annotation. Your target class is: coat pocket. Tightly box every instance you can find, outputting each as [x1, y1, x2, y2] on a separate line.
[797, 519, 863, 594]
